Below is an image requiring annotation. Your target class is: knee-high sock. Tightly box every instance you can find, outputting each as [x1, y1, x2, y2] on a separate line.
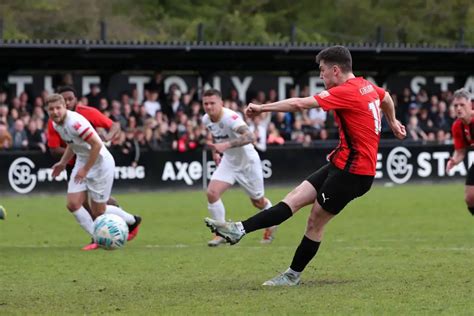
[242, 201, 292, 233]
[290, 235, 321, 273]
[208, 199, 225, 222]
[72, 206, 94, 236]
[105, 205, 136, 225]
[468, 206, 474, 215]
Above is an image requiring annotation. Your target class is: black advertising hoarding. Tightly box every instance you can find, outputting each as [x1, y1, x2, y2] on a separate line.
[4, 72, 474, 104]
[1, 144, 471, 195]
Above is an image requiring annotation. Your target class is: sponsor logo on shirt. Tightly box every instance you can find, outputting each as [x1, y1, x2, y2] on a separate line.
[231, 114, 239, 120]
[318, 90, 330, 99]
[72, 122, 82, 131]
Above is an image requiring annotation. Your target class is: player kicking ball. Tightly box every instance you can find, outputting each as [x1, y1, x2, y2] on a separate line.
[46, 94, 140, 250]
[205, 46, 405, 285]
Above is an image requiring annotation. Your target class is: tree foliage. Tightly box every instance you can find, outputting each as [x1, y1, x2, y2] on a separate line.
[0, 0, 473, 45]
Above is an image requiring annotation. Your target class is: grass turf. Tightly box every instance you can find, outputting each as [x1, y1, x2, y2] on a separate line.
[0, 183, 472, 315]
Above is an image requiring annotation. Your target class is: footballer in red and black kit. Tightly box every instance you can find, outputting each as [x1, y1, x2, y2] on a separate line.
[446, 88, 474, 215]
[204, 45, 406, 286]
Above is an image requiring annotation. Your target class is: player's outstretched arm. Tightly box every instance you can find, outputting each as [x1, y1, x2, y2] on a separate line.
[245, 97, 318, 118]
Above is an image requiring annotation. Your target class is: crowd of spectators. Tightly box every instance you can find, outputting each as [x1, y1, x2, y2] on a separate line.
[0, 76, 463, 156]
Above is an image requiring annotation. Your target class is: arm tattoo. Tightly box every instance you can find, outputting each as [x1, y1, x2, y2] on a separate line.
[229, 125, 255, 148]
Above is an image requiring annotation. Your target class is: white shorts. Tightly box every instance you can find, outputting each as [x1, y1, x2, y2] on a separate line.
[211, 155, 265, 200]
[67, 153, 115, 203]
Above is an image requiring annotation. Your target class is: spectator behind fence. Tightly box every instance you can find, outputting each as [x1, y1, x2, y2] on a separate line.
[143, 88, 161, 118]
[149, 121, 173, 150]
[86, 83, 103, 109]
[305, 106, 327, 139]
[249, 112, 271, 152]
[10, 119, 28, 149]
[26, 119, 46, 153]
[291, 118, 305, 144]
[0, 91, 7, 105]
[0, 121, 12, 149]
[434, 100, 450, 132]
[165, 89, 185, 121]
[267, 122, 285, 145]
[110, 100, 128, 130]
[0, 104, 9, 125]
[273, 112, 293, 140]
[417, 107, 435, 139]
[398, 87, 415, 124]
[407, 115, 428, 141]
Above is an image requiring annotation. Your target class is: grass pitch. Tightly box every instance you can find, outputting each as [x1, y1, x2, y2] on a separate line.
[0, 183, 473, 315]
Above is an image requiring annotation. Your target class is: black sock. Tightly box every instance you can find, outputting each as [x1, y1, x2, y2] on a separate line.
[241, 201, 292, 233]
[469, 207, 474, 216]
[290, 235, 321, 273]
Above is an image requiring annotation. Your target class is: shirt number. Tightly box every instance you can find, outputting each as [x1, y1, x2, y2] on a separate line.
[368, 100, 381, 135]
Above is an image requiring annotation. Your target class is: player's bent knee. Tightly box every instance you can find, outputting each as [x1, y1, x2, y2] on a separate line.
[66, 202, 82, 212]
[251, 197, 266, 209]
[206, 190, 220, 203]
[107, 197, 119, 206]
[464, 194, 474, 207]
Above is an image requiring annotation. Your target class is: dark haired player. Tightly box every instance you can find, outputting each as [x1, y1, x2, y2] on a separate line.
[205, 45, 406, 285]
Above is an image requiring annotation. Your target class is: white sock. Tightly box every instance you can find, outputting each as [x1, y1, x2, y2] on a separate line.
[261, 199, 272, 211]
[72, 206, 94, 236]
[208, 199, 225, 222]
[105, 205, 136, 225]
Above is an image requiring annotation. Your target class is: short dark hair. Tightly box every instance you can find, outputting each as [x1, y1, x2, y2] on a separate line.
[57, 85, 77, 96]
[203, 89, 222, 98]
[316, 45, 352, 73]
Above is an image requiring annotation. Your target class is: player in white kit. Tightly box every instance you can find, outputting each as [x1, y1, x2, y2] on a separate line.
[46, 94, 138, 249]
[202, 89, 275, 246]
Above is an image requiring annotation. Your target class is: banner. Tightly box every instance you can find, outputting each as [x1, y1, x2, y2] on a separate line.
[3, 72, 474, 104]
[0, 144, 469, 195]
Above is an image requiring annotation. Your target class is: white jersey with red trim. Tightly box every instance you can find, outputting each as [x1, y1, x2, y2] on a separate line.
[203, 108, 258, 167]
[53, 110, 109, 163]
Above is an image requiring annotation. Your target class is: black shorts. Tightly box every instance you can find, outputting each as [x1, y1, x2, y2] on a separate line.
[466, 164, 474, 185]
[305, 163, 374, 215]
